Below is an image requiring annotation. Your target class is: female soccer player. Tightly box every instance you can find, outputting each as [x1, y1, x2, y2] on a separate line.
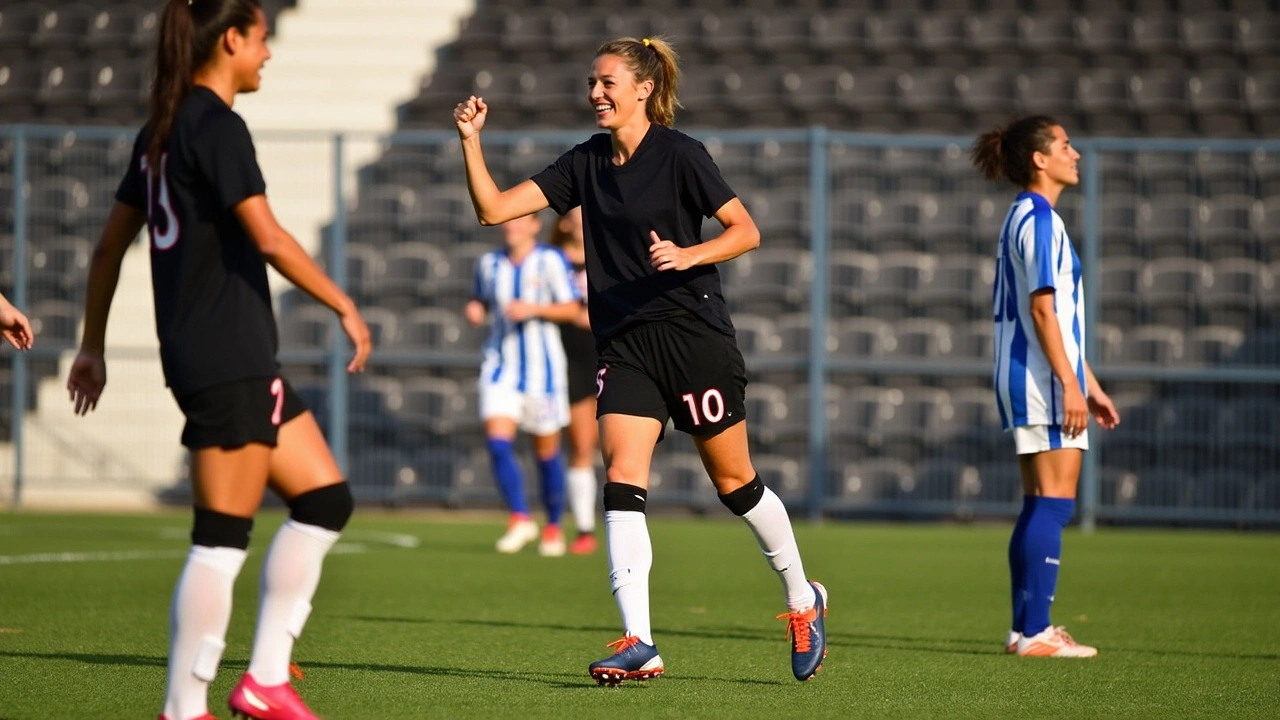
[0, 293, 33, 350]
[972, 115, 1120, 658]
[547, 207, 602, 555]
[67, 2, 371, 718]
[465, 212, 581, 556]
[453, 36, 827, 684]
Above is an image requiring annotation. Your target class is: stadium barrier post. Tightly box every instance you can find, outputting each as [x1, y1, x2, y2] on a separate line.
[10, 127, 28, 511]
[1080, 143, 1101, 534]
[806, 125, 830, 523]
[328, 132, 350, 477]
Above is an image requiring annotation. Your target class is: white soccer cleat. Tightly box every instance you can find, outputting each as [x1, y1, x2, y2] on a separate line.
[538, 525, 566, 557]
[1016, 626, 1098, 658]
[1005, 630, 1021, 654]
[495, 518, 540, 553]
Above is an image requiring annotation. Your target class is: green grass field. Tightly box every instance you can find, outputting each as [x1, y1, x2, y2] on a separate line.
[0, 511, 1276, 719]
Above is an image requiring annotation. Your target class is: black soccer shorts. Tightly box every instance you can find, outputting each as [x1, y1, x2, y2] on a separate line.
[595, 314, 747, 437]
[175, 376, 308, 450]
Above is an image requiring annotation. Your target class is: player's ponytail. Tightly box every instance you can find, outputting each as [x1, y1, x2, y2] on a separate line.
[147, 0, 261, 168]
[970, 115, 1059, 187]
[596, 36, 682, 127]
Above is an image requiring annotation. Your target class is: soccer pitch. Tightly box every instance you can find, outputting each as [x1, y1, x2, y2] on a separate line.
[0, 512, 1275, 719]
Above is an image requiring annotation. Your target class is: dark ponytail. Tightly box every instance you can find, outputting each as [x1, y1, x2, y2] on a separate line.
[970, 115, 1059, 187]
[147, 0, 261, 168]
[596, 36, 681, 127]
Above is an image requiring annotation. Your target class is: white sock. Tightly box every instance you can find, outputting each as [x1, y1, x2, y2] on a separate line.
[567, 467, 598, 534]
[605, 509, 653, 645]
[742, 487, 817, 612]
[162, 545, 247, 720]
[246, 520, 340, 686]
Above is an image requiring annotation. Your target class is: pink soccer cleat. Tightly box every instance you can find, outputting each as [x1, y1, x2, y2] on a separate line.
[227, 673, 321, 720]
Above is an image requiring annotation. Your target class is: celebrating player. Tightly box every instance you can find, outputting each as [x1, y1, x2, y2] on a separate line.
[453, 36, 827, 683]
[972, 115, 1120, 659]
[67, 1, 371, 718]
[465, 212, 581, 556]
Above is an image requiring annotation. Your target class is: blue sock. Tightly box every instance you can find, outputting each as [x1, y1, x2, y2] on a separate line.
[537, 452, 566, 527]
[487, 438, 527, 515]
[1020, 496, 1076, 637]
[1008, 495, 1036, 634]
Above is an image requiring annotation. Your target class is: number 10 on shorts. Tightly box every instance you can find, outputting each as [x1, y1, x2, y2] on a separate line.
[681, 389, 725, 426]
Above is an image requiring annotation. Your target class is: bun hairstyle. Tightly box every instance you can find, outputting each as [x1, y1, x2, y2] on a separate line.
[148, 0, 261, 167]
[595, 36, 681, 127]
[971, 115, 1060, 187]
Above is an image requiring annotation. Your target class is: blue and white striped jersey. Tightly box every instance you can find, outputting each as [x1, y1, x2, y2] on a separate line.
[992, 191, 1086, 430]
[474, 244, 581, 396]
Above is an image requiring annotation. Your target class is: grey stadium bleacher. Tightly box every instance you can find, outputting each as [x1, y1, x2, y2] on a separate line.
[1, 0, 1278, 517]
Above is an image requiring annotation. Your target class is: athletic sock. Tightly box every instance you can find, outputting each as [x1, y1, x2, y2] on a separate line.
[1009, 495, 1035, 634]
[741, 487, 816, 612]
[566, 466, 598, 534]
[487, 438, 528, 515]
[246, 520, 340, 686]
[537, 452, 566, 527]
[1020, 497, 1076, 637]
[605, 509, 653, 645]
[162, 545, 247, 720]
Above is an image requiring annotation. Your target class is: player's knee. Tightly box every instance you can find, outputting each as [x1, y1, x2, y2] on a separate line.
[603, 481, 648, 514]
[718, 475, 764, 516]
[191, 507, 254, 550]
[287, 481, 353, 532]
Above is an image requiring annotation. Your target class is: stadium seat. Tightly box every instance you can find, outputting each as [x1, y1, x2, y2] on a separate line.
[917, 253, 992, 323]
[347, 448, 416, 503]
[1157, 394, 1223, 470]
[1130, 465, 1197, 510]
[754, 453, 806, 502]
[1119, 324, 1185, 365]
[857, 456, 916, 504]
[1202, 257, 1273, 327]
[649, 451, 716, 509]
[32, 4, 95, 51]
[0, 3, 43, 49]
[1096, 323, 1125, 364]
[832, 385, 901, 457]
[381, 241, 451, 307]
[809, 10, 865, 65]
[1244, 72, 1280, 134]
[733, 313, 783, 357]
[398, 376, 467, 435]
[964, 13, 1020, 54]
[831, 316, 894, 360]
[886, 318, 952, 361]
[1193, 470, 1258, 514]
[29, 299, 79, 347]
[950, 321, 994, 363]
[1221, 396, 1280, 471]
[1182, 325, 1246, 365]
[1141, 257, 1212, 327]
[1104, 392, 1161, 470]
[1017, 13, 1077, 54]
[397, 307, 483, 354]
[880, 386, 950, 463]
[1137, 194, 1199, 259]
[911, 458, 969, 504]
[968, 461, 1022, 506]
[1194, 152, 1254, 198]
[279, 304, 333, 350]
[1074, 12, 1132, 56]
[1130, 68, 1194, 135]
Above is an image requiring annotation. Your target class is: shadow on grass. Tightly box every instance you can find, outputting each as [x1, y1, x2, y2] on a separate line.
[0, 650, 785, 689]
[345, 616, 1280, 661]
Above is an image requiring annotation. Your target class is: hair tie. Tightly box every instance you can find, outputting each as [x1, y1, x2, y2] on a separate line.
[642, 37, 652, 47]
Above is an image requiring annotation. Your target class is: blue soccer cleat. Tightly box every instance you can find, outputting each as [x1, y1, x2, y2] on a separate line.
[588, 636, 664, 686]
[777, 580, 828, 681]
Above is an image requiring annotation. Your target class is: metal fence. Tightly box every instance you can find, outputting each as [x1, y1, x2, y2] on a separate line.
[2, 124, 1278, 526]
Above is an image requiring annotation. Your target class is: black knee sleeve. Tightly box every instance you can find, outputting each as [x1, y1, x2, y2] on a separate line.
[718, 475, 765, 516]
[287, 482, 354, 532]
[191, 507, 254, 549]
[603, 482, 648, 514]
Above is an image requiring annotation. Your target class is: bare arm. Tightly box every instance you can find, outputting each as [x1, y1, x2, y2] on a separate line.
[649, 197, 761, 272]
[68, 202, 147, 414]
[234, 195, 371, 372]
[1029, 290, 1088, 436]
[454, 96, 551, 225]
[505, 300, 582, 324]
[0, 293, 33, 350]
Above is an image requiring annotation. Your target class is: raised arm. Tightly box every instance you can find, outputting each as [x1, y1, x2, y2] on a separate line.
[235, 195, 371, 373]
[68, 201, 147, 414]
[454, 96, 551, 225]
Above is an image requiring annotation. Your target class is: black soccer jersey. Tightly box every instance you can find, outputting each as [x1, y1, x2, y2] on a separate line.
[531, 124, 737, 342]
[116, 86, 279, 398]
